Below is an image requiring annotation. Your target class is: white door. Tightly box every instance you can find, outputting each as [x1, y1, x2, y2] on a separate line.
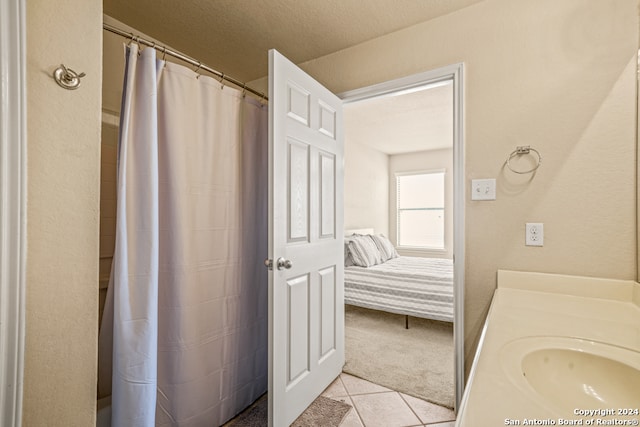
[267, 49, 344, 426]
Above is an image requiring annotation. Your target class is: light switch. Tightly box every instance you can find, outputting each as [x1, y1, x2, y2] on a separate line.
[471, 179, 496, 201]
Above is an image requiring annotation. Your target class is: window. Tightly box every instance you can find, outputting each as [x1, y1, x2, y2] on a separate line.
[396, 171, 445, 249]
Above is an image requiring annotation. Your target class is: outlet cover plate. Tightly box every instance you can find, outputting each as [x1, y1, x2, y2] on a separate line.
[526, 223, 544, 246]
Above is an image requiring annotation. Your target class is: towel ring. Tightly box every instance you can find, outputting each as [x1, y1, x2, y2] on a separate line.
[506, 146, 542, 174]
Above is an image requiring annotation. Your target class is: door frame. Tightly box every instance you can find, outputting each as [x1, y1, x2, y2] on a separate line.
[339, 62, 465, 410]
[0, 0, 27, 425]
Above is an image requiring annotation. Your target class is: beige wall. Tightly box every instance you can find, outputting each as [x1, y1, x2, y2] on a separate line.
[344, 139, 390, 235]
[25, 0, 102, 425]
[102, 15, 127, 115]
[253, 0, 639, 372]
[389, 148, 454, 259]
[99, 122, 118, 329]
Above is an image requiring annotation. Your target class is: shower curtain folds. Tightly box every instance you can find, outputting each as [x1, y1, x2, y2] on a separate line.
[98, 43, 268, 427]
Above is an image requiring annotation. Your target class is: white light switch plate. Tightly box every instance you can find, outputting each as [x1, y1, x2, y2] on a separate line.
[471, 179, 496, 200]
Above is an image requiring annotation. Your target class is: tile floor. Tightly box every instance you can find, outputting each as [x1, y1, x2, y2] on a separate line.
[322, 373, 456, 427]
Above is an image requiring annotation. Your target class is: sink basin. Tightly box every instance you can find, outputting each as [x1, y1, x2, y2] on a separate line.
[501, 337, 640, 414]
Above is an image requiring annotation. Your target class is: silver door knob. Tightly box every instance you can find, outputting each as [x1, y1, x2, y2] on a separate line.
[264, 259, 273, 270]
[276, 257, 292, 270]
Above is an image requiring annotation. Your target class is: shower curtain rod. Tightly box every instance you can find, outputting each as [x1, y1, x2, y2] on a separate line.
[103, 23, 268, 101]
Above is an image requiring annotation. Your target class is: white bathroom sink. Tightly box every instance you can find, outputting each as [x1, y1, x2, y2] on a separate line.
[500, 337, 640, 414]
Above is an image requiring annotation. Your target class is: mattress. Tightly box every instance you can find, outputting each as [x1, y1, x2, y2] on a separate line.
[344, 256, 454, 322]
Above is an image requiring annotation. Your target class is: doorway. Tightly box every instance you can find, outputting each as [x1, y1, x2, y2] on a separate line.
[339, 63, 465, 411]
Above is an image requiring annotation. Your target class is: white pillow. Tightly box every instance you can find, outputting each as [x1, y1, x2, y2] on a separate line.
[348, 235, 383, 267]
[370, 234, 398, 262]
[344, 236, 355, 267]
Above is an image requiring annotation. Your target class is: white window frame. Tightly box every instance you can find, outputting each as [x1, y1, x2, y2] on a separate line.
[395, 169, 446, 252]
[0, 0, 27, 425]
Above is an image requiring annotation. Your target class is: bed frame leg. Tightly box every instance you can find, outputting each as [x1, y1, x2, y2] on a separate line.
[405, 315, 409, 329]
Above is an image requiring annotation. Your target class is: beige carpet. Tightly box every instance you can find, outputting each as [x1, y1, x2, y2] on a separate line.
[224, 394, 351, 426]
[343, 305, 455, 408]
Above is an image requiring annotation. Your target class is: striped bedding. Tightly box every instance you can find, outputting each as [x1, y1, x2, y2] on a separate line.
[344, 256, 454, 322]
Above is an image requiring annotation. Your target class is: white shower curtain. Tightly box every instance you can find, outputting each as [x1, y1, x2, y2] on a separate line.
[99, 43, 268, 427]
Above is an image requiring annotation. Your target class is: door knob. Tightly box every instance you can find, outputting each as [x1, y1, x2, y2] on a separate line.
[276, 257, 292, 270]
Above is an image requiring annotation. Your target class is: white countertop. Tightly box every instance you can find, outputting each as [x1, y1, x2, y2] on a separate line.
[456, 270, 640, 427]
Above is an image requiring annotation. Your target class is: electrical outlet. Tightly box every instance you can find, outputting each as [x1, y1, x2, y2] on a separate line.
[526, 223, 544, 246]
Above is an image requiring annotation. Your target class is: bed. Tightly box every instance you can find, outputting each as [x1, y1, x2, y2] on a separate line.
[344, 229, 454, 324]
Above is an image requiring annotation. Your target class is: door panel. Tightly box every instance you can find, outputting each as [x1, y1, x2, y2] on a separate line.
[268, 49, 344, 426]
[319, 266, 337, 359]
[319, 152, 336, 239]
[287, 274, 310, 385]
[287, 139, 310, 243]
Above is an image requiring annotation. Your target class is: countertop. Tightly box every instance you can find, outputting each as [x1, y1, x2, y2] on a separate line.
[456, 270, 640, 427]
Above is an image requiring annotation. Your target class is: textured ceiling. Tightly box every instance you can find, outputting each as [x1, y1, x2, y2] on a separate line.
[345, 82, 453, 155]
[104, 0, 484, 82]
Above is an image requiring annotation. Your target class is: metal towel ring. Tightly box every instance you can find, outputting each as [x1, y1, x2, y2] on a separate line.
[506, 146, 542, 174]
